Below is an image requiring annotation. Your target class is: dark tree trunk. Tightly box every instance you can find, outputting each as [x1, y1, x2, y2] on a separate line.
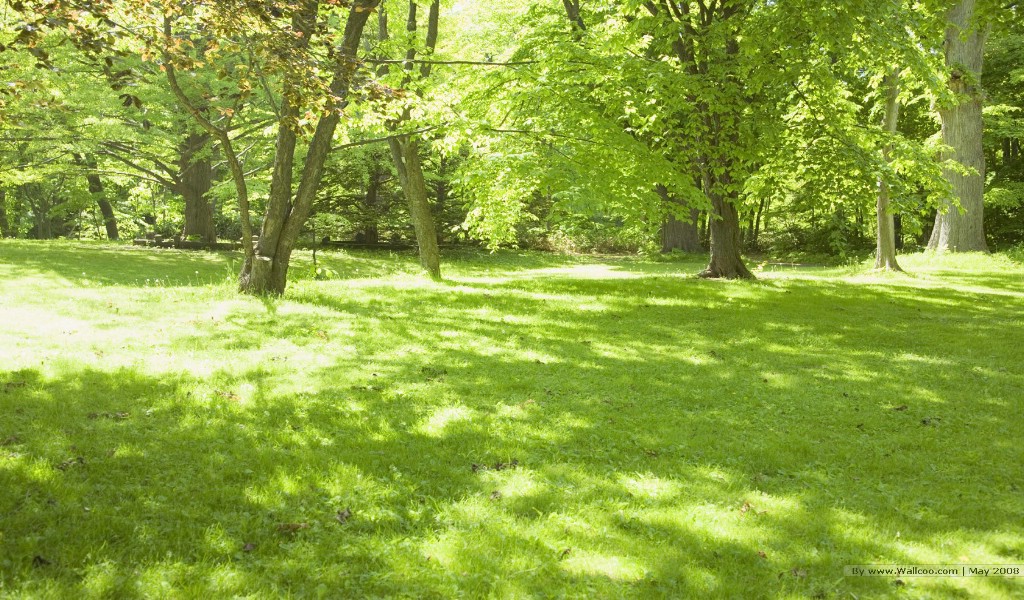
[390, 135, 441, 279]
[657, 186, 700, 253]
[702, 190, 754, 279]
[661, 208, 701, 253]
[928, 0, 989, 252]
[73, 153, 119, 240]
[0, 190, 9, 238]
[751, 197, 766, 248]
[178, 133, 216, 243]
[894, 214, 904, 250]
[362, 164, 382, 244]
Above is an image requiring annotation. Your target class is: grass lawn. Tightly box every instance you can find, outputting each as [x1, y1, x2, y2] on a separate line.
[0, 240, 1022, 599]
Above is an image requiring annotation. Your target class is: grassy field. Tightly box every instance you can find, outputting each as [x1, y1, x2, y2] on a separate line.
[0, 241, 1022, 599]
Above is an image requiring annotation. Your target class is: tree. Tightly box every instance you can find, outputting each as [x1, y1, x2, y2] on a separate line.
[928, 0, 990, 252]
[378, 0, 443, 280]
[875, 70, 903, 270]
[156, 0, 384, 294]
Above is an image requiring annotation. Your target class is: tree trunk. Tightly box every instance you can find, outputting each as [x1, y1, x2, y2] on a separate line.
[657, 184, 700, 253]
[752, 197, 766, 248]
[702, 190, 754, 279]
[73, 153, 119, 240]
[178, 133, 216, 243]
[928, 0, 988, 252]
[390, 135, 441, 279]
[361, 164, 382, 244]
[234, 0, 380, 296]
[876, 69, 903, 271]
[661, 208, 701, 253]
[0, 190, 9, 238]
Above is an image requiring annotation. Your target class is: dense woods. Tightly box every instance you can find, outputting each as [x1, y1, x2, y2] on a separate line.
[1, 0, 1021, 292]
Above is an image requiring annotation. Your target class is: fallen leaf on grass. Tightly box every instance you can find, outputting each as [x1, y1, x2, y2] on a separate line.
[335, 508, 352, 524]
[757, 551, 768, 559]
[242, 543, 256, 552]
[892, 405, 908, 412]
[558, 548, 572, 560]
[3, 381, 27, 393]
[490, 491, 502, 500]
[32, 556, 51, 567]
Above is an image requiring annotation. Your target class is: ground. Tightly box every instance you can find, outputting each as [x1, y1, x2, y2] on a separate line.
[0, 241, 1022, 599]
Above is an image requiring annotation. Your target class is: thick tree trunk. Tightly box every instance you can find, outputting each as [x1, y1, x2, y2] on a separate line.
[178, 133, 216, 243]
[657, 184, 700, 253]
[876, 70, 903, 271]
[390, 135, 441, 279]
[661, 209, 701, 253]
[928, 0, 988, 252]
[702, 191, 754, 279]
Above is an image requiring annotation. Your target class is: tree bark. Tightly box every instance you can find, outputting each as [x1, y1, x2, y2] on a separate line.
[379, 0, 443, 279]
[361, 163, 383, 243]
[232, 0, 380, 295]
[178, 133, 216, 243]
[390, 135, 441, 279]
[657, 185, 700, 253]
[702, 189, 754, 279]
[876, 69, 903, 271]
[0, 190, 10, 238]
[928, 0, 989, 252]
[72, 153, 119, 240]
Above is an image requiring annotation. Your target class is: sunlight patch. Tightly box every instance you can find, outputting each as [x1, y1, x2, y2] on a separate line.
[562, 551, 647, 581]
[416, 405, 477, 437]
[620, 473, 682, 500]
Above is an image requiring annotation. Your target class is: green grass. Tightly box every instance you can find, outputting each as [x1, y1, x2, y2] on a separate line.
[1, 240, 1022, 599]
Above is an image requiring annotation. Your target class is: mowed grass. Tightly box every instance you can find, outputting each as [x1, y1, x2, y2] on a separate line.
[0, 240, 1022, 599]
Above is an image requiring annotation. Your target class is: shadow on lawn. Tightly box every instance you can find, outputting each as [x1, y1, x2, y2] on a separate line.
[1, 249, 1022, 597]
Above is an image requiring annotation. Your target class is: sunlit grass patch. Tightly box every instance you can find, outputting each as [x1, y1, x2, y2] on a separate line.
[0, 241, 1022, 598]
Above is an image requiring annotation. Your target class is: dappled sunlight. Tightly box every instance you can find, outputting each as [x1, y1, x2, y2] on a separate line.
[1, 244, 1022, 597]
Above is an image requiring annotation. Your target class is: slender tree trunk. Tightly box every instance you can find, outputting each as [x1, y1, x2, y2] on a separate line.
[72, 153, 119, 240]
[876, 70, 903, 271]
[390, 135, 441, 279]
[928, 0, 989, 252]
[362, 163, 382, 243]
[378, 0, 443, 279]
[0, 190, 10, 238]
[178, 133, 216, 243]
[752, 197, 766, 248]
[232, 0, 379, 295]
[894, 214, 904, 250]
